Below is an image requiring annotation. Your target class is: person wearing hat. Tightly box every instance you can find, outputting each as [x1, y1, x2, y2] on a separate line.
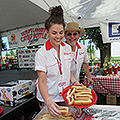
[65, 22, 93, 86]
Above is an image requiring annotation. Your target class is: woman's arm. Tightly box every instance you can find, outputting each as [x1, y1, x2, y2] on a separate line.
[37, 70, 61, 116]
[37, 70, 49, 105]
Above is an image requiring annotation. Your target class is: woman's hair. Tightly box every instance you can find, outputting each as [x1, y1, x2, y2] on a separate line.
[45, 6, 65, 31]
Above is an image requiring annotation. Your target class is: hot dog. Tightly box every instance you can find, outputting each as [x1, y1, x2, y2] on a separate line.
[59, 107, 68, 116]
[64, 113, 75, 118]
[74, 94, 93, 100]
[74, 99, 92, 106]
[67, 87, 76, 96]
[74, 91, 92, 95]
[39, 107, 75, 120]
[75, 86, 91, 93]
[66, 95, 74, 105]
[66, 85, 93, 106]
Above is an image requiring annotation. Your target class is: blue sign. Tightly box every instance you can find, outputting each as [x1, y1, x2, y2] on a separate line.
[109, 22, 120, 37]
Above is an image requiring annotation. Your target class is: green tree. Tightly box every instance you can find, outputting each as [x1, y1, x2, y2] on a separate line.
[85, 27, 111, 67]
[10, 50, 16, 56]
[6, 49, 16, 57]
[87, 43, 95, 55]
[86, 40, 95, 64]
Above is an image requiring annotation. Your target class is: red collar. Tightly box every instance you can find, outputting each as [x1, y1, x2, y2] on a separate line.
[45, 40, 65, 50]
[76, 42, 81, 49]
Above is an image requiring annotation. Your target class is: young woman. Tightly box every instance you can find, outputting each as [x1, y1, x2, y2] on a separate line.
[35, 6, 80, 117]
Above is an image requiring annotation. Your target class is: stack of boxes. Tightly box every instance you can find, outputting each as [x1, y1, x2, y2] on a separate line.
[0, 80, 34, 106]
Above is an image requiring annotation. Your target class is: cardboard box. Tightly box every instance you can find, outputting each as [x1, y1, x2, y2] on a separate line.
[106, 95, 116, 105]
[0, 80, 33, 106]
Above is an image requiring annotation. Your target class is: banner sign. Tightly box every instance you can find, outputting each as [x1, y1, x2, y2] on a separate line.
[18, 48, 38, 68]
[1, 24, 48, 48]
[100, 21, 120, 43]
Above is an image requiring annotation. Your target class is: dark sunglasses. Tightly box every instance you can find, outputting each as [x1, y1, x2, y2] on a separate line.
[67, 32, 78, 36]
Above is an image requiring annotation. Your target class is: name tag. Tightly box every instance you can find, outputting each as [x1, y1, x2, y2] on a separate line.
[58, 80, 67, 97]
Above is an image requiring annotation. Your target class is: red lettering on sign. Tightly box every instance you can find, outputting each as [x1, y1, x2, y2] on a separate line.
[20, 27, 47, 43]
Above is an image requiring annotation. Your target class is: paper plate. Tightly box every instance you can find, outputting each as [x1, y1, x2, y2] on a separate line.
[62, 85, 97, 108]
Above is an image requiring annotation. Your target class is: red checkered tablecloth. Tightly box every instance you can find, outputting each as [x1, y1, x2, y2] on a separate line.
[84, 76, 120, 96]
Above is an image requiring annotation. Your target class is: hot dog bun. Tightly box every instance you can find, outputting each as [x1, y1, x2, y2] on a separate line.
[59, 107, 68, 116]
[75, 86, 91, 93]
[75, 94, 93, 100]
[66, 95, 74, 105]
[67, 87, 76, 96]
[64, 113, 75, 118]
[66, 85, 93, 106]
[39, 107, 75, 120]
[74, 91, 92, 95]
[74, 99, 92, 106]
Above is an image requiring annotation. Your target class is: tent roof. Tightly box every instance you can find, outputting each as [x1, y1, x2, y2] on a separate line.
[30, 0, 120, 28]
[0, 0, 49, 33]
[0, 0, 120, 34]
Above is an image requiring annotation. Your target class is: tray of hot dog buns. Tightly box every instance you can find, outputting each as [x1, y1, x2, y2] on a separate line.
[33, 105, 77, 120]
[62, 85, 97, 108]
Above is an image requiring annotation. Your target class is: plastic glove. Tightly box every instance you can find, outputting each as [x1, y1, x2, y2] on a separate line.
[46, 98, 61, 117]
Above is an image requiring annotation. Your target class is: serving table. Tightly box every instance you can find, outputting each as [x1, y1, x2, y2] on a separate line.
[84, 75, 120, 96]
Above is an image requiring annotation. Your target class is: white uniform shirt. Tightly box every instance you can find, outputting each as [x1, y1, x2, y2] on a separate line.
[71, 42, 89, 81]
[35, 40, 72, 102]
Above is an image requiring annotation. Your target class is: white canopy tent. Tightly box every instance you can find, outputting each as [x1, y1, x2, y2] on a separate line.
[0, 0, 49, 48]
[1, 0, 120, 33]
[30, 0, 120, 44]
[30, 0, 120, 57]
[30, 0, 120, 28]
[0, 0, 119, 64]
[0, 0, 49, 33]
[0, 0, 120, 47]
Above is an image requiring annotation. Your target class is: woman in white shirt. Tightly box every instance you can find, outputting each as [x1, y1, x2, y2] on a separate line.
[35, 6, 80, 117]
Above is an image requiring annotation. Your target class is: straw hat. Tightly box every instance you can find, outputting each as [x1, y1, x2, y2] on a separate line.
[65, 22, 85, 36]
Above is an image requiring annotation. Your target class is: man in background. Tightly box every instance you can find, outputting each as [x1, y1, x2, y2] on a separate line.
[65, 22, 93, 86]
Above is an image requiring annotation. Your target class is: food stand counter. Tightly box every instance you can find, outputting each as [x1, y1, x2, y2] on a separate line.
[84, 75, 120, 96]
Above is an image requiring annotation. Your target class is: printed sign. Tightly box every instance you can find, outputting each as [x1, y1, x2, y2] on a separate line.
[100, 21, 120, 43]
[18, 48, 38, 68]
[1, 24, 48, 48]
[108, 22, 120, 38]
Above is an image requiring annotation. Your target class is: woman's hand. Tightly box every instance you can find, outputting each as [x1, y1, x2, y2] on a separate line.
[70, 72, 83, 86]
[73, 81, 83, 86]
[46, 98, 61, 117]
[87, 77, 93, 86]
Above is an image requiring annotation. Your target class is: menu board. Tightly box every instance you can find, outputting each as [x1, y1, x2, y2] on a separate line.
[18, 48, 38, 68]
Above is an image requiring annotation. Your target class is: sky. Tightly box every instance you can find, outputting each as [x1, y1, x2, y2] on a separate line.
[1, 36, 10, 56]
[2, 36, 9, 48]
